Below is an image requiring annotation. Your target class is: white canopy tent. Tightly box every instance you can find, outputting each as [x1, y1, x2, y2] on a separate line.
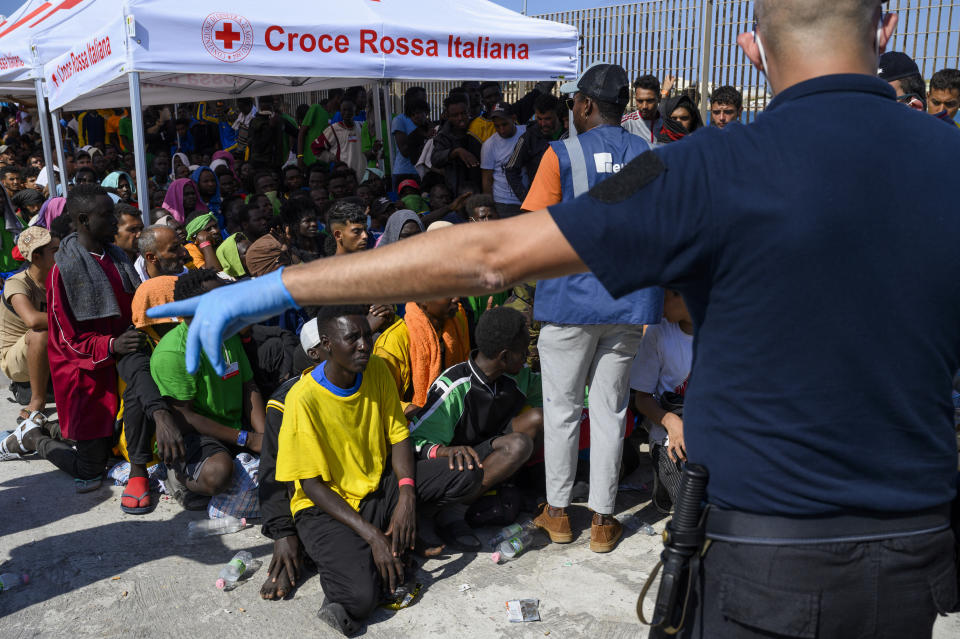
[35, 0, 578, 214]
[0, 0, 105, 194]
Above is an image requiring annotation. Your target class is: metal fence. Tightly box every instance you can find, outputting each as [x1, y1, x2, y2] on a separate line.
[284, 1, 960, 122]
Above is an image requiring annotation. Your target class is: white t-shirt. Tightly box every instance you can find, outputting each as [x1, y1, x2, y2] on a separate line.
[323, 121, 365, 182]
[480, 123, 525, 205]
[629, 320, 693, 443]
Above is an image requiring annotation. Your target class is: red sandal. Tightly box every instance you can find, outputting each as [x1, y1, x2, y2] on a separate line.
[121, 476, 153, 515]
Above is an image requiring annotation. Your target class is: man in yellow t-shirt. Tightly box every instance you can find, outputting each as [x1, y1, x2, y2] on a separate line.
[275, 306, 481, 636]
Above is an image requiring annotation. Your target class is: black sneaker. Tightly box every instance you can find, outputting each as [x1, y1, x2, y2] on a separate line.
[317, 600, 361, 637]
[9, 382, 31, 406]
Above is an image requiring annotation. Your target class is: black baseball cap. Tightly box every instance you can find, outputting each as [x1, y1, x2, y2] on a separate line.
[489, 103, 514, 119]
[878, 51, 920, 82]
[559, 62, 630, 105]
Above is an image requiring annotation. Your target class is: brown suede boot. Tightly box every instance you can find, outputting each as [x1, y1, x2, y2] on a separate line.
[589, 513, 623, 553]
[533, 504, 573, 543]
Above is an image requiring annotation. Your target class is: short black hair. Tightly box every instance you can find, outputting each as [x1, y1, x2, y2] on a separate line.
[174, 268, 221, 302]
[464, 193, 495, 216]
[534, 93, 561, 116]
[404, 85, 426, 103]
[280, 197, 319, 229]
[20, 166, 39, 179]
[475, 307, 528, 358]
[76, 150, 91, 161]
[633, 74, 661, 94]
[49, 214, 75, 239]
[898, 73, 927, 99]
[1, 165, 21, 177]
[405, 98, 430, 118]
[479, 81, 501, 95]
[595, 98, 627, 123]
[314, 304, 371, 332]
[710, 85, 743, 110]
[185, 209, 209, 225]
[115, 202, 141, 219]
[326, 200, 365, 227]
[444, 94, 469, 111]
[283, 164, 302, 176]
[221, 196, 246, 223]
[65, 183, 110, 220]
[74, 166, 98, 182]
[175, 117, 190, 128]
[930, 68, 960, 94]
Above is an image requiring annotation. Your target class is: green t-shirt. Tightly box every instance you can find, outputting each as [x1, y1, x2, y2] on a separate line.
[118, 116, 133, 151]
[361, 118, 391, 174]
[150, 321, 253, 429]
[301, 104, 331, 166]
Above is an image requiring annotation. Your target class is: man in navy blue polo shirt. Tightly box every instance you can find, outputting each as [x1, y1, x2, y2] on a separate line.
[151, 0, 959, 634]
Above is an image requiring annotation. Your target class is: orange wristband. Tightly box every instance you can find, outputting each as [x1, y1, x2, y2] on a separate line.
[398, 477, 415, 488]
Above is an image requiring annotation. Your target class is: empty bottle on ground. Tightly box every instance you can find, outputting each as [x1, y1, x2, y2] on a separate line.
[216, 551, 261, 590]
[0, 573, 28, 592]
[187, 515, 246, 540]
[491, 529, 536, 564]
[487, 519, 537, 548]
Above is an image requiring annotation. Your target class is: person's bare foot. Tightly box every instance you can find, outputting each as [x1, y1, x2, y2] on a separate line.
[260, 567, 294, 600]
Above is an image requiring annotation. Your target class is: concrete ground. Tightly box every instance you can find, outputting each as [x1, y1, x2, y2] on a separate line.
[1, 375, 958, 638]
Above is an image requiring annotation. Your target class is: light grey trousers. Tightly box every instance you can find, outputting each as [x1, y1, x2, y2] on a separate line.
[538, 322, 645, 514]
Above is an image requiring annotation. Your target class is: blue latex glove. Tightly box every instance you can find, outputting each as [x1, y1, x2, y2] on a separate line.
[146, 268, 298, 375]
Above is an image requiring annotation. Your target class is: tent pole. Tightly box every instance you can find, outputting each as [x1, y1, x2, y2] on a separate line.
[50, 108, 69, 197]
[128, 72, 151, 220]
[382, 82, 396, 182]
[371, 81, 384, 173]
[33, 78, 57, 195]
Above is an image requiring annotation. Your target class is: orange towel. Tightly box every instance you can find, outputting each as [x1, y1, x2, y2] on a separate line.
[131, 275, 178, 330]
[404, 301, 471, 406]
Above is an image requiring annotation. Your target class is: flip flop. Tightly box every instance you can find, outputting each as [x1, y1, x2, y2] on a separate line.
[121, 476, 153, 515]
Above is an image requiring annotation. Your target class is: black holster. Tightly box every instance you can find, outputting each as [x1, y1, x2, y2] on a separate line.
[638, 463, 709, 635]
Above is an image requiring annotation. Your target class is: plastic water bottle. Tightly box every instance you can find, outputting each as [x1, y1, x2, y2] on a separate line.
[216, 551, 261, 591]
[487, 519, 537, 548]
[0, 573, 28, 592]
[491, 529, 536, 564]
[187, 515, 246, 540]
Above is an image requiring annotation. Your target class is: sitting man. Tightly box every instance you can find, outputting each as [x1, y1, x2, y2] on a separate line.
[410, 307, 544, 547]
[630, 289, 693, 513]
[327, 200, 369, 256]
[276, 306, 482, 636]
[135, 224, 189, 281]
[373, 296, 471, 416]
[0, 228, 58, 455]
[150, 269, 265, 508]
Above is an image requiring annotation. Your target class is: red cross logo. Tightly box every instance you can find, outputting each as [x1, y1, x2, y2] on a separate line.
[202, 13, 254, 63]
[215, 22, 241, 50]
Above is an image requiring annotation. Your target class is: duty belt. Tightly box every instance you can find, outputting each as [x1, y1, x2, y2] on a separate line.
[705, 503, 952, 545]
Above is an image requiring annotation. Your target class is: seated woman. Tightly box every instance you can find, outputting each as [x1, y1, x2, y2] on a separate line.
[102, 171, 135, 204]
[191, 166, 223, 222]
[215, 232, 251, 280]
[183, 211, 223, 271]
[162, 177, 203, 224]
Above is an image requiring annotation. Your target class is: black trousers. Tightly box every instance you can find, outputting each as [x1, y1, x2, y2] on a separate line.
[295, 460, 482, 620]
[117, 351, 168, 466]
[36, 435, 113, 480]
[653, 528, 957, 639]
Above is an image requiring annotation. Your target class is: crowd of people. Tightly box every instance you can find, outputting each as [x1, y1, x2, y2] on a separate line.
[0, 47, 957, 636]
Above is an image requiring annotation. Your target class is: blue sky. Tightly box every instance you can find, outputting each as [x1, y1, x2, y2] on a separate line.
[492, 0, 625, 12]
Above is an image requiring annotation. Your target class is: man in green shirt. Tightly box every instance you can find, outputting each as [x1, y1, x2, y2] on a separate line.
[150, 269, 266, 503]
[298, 89, 343, 167]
